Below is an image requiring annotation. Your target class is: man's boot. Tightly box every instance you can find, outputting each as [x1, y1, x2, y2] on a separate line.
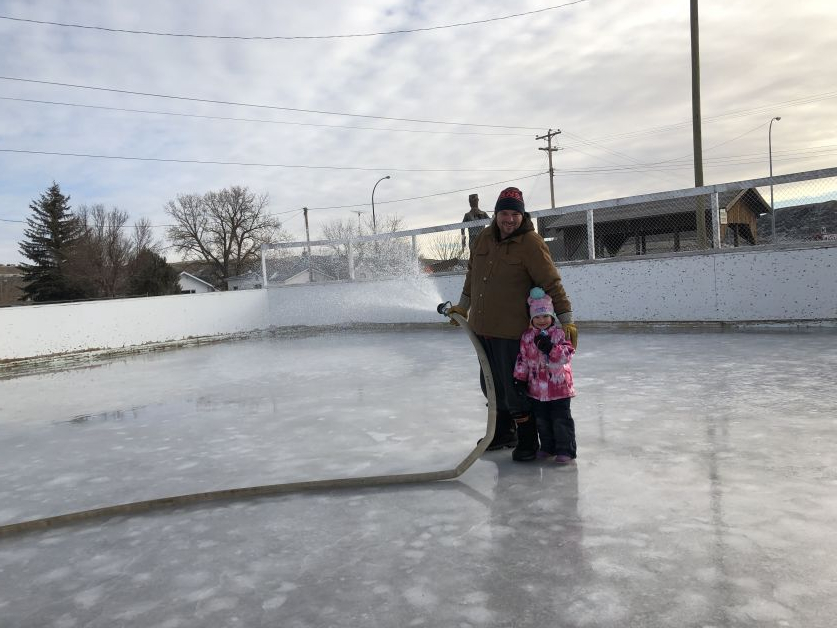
[511, 414, 538, 462]
[483, 410, 517, 450]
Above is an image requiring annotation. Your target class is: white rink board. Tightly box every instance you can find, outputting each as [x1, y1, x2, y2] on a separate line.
[1, 243, 835, 360]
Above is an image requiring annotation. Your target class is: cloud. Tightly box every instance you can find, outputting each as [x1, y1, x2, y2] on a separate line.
[1, 0, 835, 262]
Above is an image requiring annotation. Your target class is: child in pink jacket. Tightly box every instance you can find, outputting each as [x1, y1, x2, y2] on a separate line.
[513, 287, 577, 463]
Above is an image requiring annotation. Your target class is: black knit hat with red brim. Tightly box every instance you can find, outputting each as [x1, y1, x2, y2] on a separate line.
[494, 187, 525, 214]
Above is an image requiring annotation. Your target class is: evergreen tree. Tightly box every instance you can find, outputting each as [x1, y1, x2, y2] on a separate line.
[126, 249, 180, 296]
[18, 183, 88, 302]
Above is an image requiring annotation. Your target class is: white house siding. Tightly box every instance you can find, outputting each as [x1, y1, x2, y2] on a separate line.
[178, 273, 215, 294]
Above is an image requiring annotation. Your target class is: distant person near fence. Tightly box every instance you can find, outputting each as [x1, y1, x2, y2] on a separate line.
[461, 193, 489, 252]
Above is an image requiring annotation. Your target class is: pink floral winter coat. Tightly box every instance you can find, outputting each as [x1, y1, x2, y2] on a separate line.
[513, 324, 576, 401]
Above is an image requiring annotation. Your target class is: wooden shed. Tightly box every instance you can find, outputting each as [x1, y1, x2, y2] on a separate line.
[540, 188, 771, 261]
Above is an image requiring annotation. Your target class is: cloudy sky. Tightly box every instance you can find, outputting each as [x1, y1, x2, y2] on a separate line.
[1, 0, 835, 263]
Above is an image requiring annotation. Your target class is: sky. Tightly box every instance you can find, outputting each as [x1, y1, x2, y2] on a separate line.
[1, 0, 835, 263]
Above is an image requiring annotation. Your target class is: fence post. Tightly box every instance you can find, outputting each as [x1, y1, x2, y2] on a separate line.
[411, 235, 417, 259]
[347, 239, 355, 281]
[586, 210, 596, 260]
[710, 192, 720, 249]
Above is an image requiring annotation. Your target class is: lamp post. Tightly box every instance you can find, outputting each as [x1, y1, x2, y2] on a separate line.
[769, 116, 781, 243]
[350, 210, 365, 232]
[371, 175, 390, 234]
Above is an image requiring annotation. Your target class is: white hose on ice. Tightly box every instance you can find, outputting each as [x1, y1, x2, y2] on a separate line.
[0, 313, 496, 537]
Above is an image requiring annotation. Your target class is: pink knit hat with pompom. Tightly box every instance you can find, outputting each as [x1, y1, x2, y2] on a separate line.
[527, 287, 555, 321]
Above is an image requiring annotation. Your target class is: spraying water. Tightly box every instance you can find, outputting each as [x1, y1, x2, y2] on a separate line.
[263, 231, 456, 324]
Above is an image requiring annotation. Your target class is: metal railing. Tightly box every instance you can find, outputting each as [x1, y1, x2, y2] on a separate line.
[261, 167, 837, 286]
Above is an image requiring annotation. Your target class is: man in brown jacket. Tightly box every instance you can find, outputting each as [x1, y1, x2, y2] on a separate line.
[447, 187, 577, 461]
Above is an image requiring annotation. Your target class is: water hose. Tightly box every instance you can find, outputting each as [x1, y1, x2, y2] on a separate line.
[0, 309, 496, 537]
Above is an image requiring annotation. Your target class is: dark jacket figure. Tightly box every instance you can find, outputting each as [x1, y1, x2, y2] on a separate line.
[447, 187, 576, 461]
[464, 215, 572, 340]
[461, 193, 489, 251]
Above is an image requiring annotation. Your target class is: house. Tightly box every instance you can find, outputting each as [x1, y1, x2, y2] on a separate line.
[225, 270, 263, 291]
[420, 258, 468, 274]
[267, 255, 341, 285]
[277, 267, 338, 285]
[540, 188, 771, 260]
[178, 271, 216, 294]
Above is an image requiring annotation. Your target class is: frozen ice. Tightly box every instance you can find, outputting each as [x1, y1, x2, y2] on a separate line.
[0, 326, 836, 627]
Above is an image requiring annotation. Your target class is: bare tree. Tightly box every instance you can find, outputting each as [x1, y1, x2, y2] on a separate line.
[165, 186, 287, 288]
[320, 218, 360, 257]
[363, 213, 416, 278]
[329, 213, 407, 263]
[375, 214, 406, 234]
[72, 204, 132, 297]
[131, 216, 159, 255]
[311, 213, 414, 280]
[424, 232, 464, 262]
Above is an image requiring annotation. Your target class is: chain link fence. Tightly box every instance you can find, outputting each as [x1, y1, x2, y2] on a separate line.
[260, 167, 837, 286]
[538, 168, 837, 261]
[757, 173, 837, 244]
[262, 232, 429, 287]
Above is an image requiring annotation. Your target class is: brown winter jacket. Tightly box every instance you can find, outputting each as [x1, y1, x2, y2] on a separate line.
[459, 214, 572, 340]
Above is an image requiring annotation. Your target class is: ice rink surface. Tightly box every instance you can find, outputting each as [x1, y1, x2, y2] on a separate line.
[1, 325, 836, 627]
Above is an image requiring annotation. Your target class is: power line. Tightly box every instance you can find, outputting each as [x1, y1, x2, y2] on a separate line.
[560, 89, 837, 147]
[3, 141, 831, 191]
[641, 120, 771, 169]
[552, 147, 836, 175]
[0, 76, 545, 130]
[559, 113, 837, 183]
[0, 205, 310, 227]
[0, 148, 541, 173]
[306, 172, 548, 210]
[0, 96, 529, 137]
[8, 75, 829, 141]
[8, 86, 834, 144]
[0, 173, 549, 226]
[0, 2, 586, 40]
[559, 130, 684, 187]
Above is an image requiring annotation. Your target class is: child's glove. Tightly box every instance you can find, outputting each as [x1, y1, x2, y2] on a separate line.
[562, 323, 578, 349]
[535, 333, 553, 355]
[512, 378, 529, 398]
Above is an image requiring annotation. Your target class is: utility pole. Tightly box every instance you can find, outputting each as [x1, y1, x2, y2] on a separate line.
[351, 210, 365, 232]
[536, 129, 561, 208]
[303, 207, 313, 283]
[769, 116, 781, 243]
[690, 0, 708, 248]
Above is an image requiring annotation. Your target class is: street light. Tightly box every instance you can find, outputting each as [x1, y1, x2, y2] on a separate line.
[769, 116, 781, 243]
[371, 175, 390, 234]
[350, 210, 365, 231]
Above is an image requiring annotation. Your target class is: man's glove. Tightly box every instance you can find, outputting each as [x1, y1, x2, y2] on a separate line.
[447, 304, 468, 326]
[562, 323, 578, 349]
[512, 378, 529, 398]
[535, 333, 553, 355]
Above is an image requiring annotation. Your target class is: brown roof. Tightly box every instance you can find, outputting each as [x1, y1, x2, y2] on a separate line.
[543, 188, 771, 229]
